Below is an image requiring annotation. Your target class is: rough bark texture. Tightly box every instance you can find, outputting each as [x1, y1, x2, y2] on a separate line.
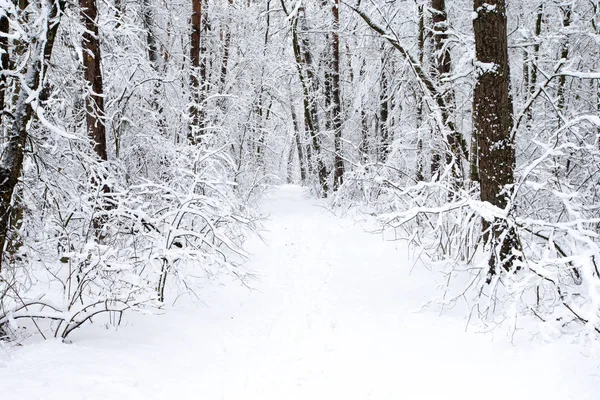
[331, 0, 344, 191]
[189, 0, 203, 144]
[0, 13, 8, 128]
[80, 0, 108, 161]
[431, 0, 452, 83]
[416, 4, 425, 182]
[473, 0, 519, 279]
[0, 0, 64, 273]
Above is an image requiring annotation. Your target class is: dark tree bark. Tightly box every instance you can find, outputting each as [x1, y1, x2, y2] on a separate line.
[298, 8, 321, 136]
[0, 12, 8, 128]
[556, 4, 572, 126]
[416, 3, 425, 182]
[142, 0, 159, 68]
[189, 0, 203, 144]
[80, 0, 108, 161]
[331, 0, 344, 190]
[0, 0, 65, 274]
[473, 0, 519, 279]
[378, 48, 390, 164]
[431, 0, 464, 186]
[525, 3, 544, 126]
[431, 0, 452, 78]
[254, 0, 272, 161]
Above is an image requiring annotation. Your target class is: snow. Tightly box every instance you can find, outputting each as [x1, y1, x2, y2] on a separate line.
[2, 185, 599, 399]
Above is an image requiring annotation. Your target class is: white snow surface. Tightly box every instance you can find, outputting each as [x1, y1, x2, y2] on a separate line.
[2, 185, 599, 399]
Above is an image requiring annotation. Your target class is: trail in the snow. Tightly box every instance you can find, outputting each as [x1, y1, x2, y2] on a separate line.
[2, 185, 599, 399]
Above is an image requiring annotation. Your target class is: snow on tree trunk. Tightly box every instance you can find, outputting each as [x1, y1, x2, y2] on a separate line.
[331, 0, 344, 191]
[473, 0, 519, 279]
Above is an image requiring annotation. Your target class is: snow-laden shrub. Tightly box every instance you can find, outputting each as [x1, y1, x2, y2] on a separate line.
[0, 129, 256, 340]
[333, 118, 600, 339]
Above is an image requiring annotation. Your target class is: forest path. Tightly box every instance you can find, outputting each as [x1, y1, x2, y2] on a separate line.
[3, 185, 598, 399]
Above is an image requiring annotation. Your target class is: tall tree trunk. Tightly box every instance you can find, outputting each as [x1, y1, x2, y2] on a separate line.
[0, 12, 8, 129]
[556, 4, 572, 126]
[254, 0, 271, 163]
[189, 0, 203, 144]
[431, 0, 464, 187]
[593, 1, 600, 140]
[80, 0, 108, 161]
[526, 3, 543, 126]
[290, 103, 307, 181]
[378, 48, 390, 164]
[331, 0, 344, 191]
[281, 0, 328, 196]
[473, 0, 519, 280]
[141, 0, 166, 137]
[220, 0, 233, 88]
[0, 0, 65, 274]
[416, 3, 425, 182]
[299, 7, 321, 136]
[142, 0, 159, 68]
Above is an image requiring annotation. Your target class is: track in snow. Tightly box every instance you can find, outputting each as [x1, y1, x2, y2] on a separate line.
[2, 185, 599, 399]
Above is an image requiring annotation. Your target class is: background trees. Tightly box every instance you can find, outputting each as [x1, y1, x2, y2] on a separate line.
[0, 0, 599, 341]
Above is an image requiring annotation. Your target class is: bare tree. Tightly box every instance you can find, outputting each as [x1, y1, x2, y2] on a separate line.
[331, 0, 344, 190]
[0, 11, 8, 129]
[473, 0, 519, 279]
[430, 0, 465, 187]
[281, 0, 328, 196]
[80, 0, 108, 160]
[0, 0, 65, 273]
[189, 0, 205, 144]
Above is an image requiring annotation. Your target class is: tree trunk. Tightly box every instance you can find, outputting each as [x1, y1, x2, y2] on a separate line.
[526, 3, 543, 125]
[556, 4, 572, 126]
[290, 103, 307, 181]
[0, 0, 64, 274]
[416, 3, 425, 182]
[220, 0, 234, 88]
[141, 0, 166, 136]
[378, 48, 390, 164]
[331, 0, 344, 191]
[189, 0, 203, 144]
[473, 0, 519, 280]
[0, 13, 8, 129]
[431, 0, 464, 187]
[80, 0, 108, 161]
[281, 0, 328, 196]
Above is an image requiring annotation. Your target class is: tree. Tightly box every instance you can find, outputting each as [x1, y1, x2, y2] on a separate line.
[80, 0, 108, 161]
[0, 0, 65, 274]
[472, 0, 519, 279]
[0, 9, 8, 129]
[281, 0, 328, 196]
[189, 0, 205, 144]
[331, 0, 344, 190]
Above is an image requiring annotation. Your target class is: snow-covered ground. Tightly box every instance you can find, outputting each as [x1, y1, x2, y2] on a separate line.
[2, 185, 599, 399]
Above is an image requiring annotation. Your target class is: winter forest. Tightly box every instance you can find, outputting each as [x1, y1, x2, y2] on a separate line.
[1, 0, 600, 398]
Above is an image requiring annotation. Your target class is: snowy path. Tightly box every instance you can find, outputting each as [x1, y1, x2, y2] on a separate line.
[2, 185, 599, 399]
